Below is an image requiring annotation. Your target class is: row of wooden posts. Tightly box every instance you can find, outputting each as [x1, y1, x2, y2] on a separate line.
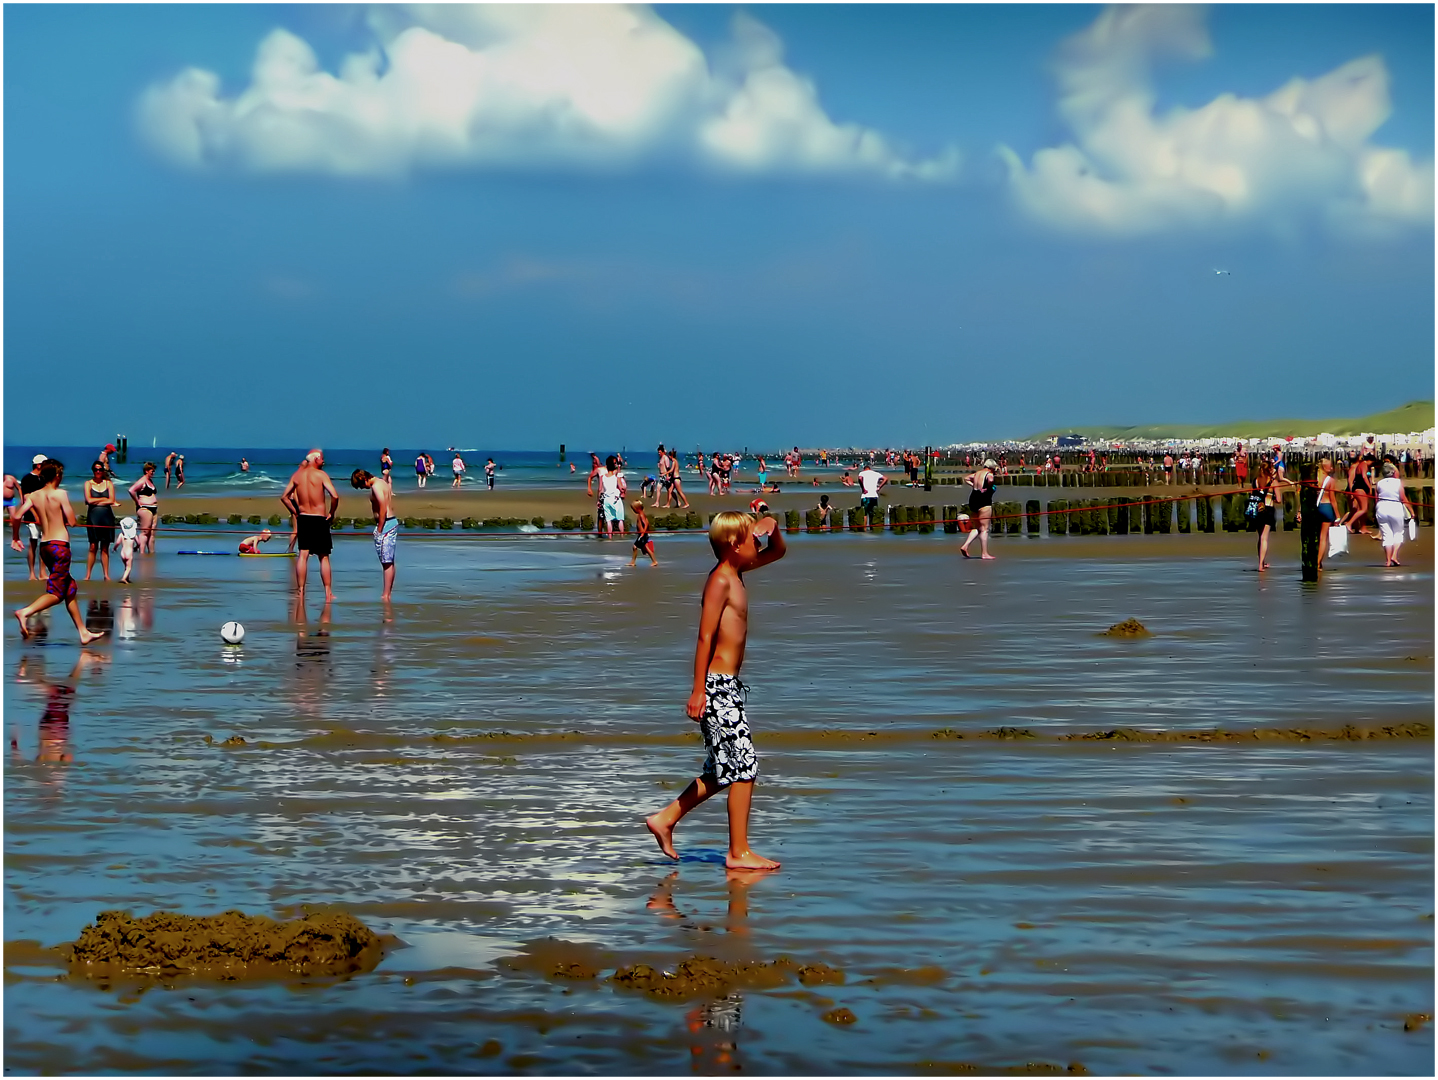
[774, 486, 1434, 536]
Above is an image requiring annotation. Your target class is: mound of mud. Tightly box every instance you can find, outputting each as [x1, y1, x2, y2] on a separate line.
[68, 909, 383, 979]
[611, 955, 843, 1000]
[1102, 618, 1151, 637]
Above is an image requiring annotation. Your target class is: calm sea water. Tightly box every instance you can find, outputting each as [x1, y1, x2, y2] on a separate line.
[4, 446, 867, 496]
[5, 531, 1433, 1073]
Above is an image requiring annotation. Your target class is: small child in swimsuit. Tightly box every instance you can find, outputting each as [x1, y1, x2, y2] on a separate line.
[645, 510, 786, 871]
[816, 494, 832, 531]
[114, 517, 139, 583]
[629, 500, 657, 567]
[238, 528, 273, 554]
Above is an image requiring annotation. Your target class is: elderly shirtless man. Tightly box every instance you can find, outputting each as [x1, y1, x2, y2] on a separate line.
[12, 459, 106, 644]
[281, 449, 340, 599]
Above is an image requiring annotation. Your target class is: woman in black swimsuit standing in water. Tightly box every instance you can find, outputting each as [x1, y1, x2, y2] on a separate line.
[84, 461, 119, 580]
[960, 458, 998, 560]
[128, 462, 160, 554]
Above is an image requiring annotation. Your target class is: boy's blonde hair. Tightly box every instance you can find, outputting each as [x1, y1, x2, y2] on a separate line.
[708, 510, 753, 558]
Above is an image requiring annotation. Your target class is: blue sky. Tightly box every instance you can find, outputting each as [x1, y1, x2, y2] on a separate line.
[5, 4, 1433, 449]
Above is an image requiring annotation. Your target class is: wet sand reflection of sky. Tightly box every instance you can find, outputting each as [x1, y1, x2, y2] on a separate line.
[4, 534, 1432, 1073]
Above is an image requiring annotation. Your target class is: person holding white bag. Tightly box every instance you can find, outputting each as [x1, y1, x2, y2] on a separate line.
[1315, 458, 1343, 568]
[1374, 462, 1414, 567]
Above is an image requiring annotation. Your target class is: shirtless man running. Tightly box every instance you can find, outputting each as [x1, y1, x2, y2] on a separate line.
[12, 460, 106, 644]
[280, 449, 340, 599]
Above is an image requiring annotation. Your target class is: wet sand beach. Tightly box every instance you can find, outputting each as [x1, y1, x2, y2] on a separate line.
[140, 477, 1419, 532]
[4, 531, 1432, 1073]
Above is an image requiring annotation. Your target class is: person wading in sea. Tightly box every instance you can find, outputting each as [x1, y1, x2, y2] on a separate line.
[280, 450, 340, 600]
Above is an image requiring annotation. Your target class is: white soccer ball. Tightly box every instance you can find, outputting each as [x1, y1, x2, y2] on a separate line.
[220, 621, 245, 645]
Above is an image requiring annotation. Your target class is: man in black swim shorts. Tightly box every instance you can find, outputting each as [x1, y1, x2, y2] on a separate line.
[280, 449, 340, 600]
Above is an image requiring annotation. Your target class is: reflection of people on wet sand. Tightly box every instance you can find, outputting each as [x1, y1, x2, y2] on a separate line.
[86, 599, 114, 637]
[12, 650, 107, 767]
[12, 461, 106, 644]
[646, 512, 785, 872]
[646, 867, 764, 934]
[645, 868, 761, 1070]
[291, 599, 333, 720]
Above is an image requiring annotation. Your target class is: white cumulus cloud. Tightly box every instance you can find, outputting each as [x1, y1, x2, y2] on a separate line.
[137, 4, 956, 181]
[999, 4, 1434, 235]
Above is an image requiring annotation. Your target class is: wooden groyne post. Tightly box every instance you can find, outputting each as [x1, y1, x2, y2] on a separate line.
[1300, 462, 1319, 582]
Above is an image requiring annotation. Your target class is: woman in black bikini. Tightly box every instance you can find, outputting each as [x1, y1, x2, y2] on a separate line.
[1342, 450, 1374, 535]
[83, 461, 119, 581]
[960, 458, 998, 560]
[1252, 460, 1288, 571]
[128, 462, 160, 554]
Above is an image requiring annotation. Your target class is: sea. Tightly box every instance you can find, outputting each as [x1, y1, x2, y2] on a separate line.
[4, 527, 1432, 1073]
[3, 446, 862, 494]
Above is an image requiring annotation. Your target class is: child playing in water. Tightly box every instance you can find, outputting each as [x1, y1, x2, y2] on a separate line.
[645, 510, 786, 871]
[114, 517, 138, 583]
[629, 500, 658, 567]
[237, 528, 273, 554]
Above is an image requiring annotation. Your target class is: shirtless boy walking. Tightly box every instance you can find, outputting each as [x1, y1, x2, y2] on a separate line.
[280, 449, 340, 599]
[351, 468, 398, 601]
[12, 460, 106, 644]
[646, 510, 786, 871]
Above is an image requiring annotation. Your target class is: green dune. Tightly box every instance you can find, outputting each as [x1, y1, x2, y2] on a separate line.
[1024, 400, 1434, 442]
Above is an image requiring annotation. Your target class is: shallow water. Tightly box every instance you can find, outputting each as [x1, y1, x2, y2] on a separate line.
[5, 531, 1433, 1074]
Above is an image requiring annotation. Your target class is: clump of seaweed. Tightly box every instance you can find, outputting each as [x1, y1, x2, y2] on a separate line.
[68, 909, 383, 979]
[610, 955, 843, 1000]
[1102, 618, 1151, 637]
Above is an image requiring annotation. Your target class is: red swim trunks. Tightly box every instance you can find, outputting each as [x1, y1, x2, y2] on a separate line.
[40, 541, 77, 603]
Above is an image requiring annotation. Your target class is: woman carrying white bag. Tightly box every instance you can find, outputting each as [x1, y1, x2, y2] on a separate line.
[1374, 462, 1415, 567]
[1315, 458, 1345, 566]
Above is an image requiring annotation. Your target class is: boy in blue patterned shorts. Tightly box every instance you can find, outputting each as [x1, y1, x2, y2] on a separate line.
[646, 510, 786, 870]
[351, 469, 397, 602]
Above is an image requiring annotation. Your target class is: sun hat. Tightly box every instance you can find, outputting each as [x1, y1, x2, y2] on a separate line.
[119, 517, 138, 538]
[105, 443, 116, 452]
[983, 458, 997, 468]
[31, 454, 46, 465]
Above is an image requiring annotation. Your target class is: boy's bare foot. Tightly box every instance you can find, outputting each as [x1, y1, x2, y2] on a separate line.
[980, 554, 996, 560]
[725, 850, 780, 871]
[645, 814, 678, 860]
[960, 548, 971, 559]
[15, 610, 31, 640]
[79, 628, 106, 646]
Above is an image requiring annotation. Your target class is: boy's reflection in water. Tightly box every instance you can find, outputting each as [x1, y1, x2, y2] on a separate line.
[372, 616, 396, 702]
[292, 598, 332, 723]
[11, 651, 108, 781]
[85, 599, 114, 637]
[646, 869, 767, 1073]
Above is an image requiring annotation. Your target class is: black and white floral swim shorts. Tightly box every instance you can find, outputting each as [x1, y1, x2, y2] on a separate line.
[699, 673, 758, 787]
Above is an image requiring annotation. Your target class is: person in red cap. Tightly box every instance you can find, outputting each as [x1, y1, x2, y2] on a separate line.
[97, 444, 117, 478]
